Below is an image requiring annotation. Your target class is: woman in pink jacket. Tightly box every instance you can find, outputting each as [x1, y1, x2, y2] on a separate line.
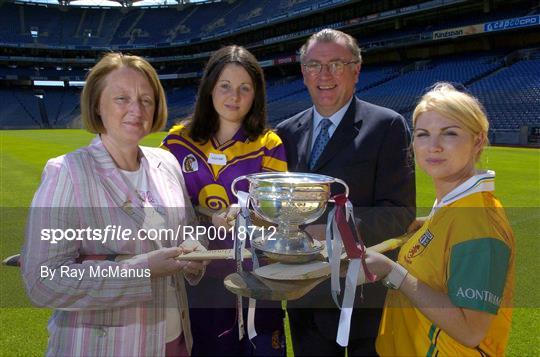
[22, 53, 206, 356]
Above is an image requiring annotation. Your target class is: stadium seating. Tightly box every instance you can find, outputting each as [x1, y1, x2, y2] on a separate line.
[1, 2, 538, 141]
[469, 59, 540, 130]
[0, 88, 42, 128]
[0, 0, 345, 47]
[41, 87, 81, 127]
[165, 86, 198, 126]
[2, 54, 538, 134]
[263, 54, 540, 132]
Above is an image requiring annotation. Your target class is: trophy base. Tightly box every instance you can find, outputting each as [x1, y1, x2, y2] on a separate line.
[252, 235, 324, 264]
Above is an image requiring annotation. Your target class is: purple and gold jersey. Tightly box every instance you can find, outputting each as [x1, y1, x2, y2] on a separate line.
[161, 123, 287, 211]
[163, 125, 287, 354]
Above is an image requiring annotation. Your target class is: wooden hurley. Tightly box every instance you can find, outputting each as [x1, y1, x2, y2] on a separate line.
[175, 236, 407, 262]
[223, 234, 411, 301]
[175, 249, 251, 261]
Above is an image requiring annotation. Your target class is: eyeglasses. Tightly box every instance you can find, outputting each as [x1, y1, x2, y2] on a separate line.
[302, 60, 359, 76]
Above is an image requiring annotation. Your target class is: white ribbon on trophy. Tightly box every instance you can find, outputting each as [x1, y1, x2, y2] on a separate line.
[233, 191, 258, 342]
[325, 195, 371, 347]
[325, 206, 341, 307]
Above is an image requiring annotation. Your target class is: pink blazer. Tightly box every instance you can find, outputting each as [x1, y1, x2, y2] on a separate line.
[22, 137, 200, 356]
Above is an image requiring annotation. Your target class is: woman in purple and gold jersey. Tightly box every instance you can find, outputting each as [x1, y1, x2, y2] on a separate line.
[363, 83, 514, 356]
[161, 45, 287, 356]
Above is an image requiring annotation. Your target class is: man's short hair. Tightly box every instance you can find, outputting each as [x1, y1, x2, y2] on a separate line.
[299, 28, 362, 64]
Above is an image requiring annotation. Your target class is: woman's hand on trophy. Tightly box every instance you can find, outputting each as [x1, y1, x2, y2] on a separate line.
[362, 251, 394, 283]
[210, 204, 274, 229]
[211, 204, 240, 229]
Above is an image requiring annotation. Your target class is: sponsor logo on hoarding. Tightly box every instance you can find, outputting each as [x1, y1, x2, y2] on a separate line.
[484, 15, 540, 32]
[433, 25, 482, 40]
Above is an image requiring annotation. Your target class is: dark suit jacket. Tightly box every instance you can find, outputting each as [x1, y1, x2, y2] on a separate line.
[276, 97, 416, 345]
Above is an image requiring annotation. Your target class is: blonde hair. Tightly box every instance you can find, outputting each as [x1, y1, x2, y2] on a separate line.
[81, 52, 168, 134]
[412, 82, 489, 160]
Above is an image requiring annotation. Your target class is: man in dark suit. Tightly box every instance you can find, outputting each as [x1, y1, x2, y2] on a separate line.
[276, 29, 416, 355]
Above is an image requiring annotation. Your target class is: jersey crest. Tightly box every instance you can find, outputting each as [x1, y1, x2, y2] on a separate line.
[182, 154, 198, 173]
[405, 229, 434, 264]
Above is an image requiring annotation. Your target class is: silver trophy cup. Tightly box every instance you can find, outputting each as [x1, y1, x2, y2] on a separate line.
[231, 172, 349, 263]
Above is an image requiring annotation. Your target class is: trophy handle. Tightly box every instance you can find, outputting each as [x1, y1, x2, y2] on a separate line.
[328, 178, 349, 202]
[231, 175, 249, 198]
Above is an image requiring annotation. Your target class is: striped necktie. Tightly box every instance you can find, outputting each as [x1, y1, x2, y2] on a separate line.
[309, 118, 332, 170]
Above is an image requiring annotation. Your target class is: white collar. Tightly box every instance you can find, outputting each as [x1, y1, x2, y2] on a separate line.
[430, 170, 496, 215]
[312, 96, 354, 130]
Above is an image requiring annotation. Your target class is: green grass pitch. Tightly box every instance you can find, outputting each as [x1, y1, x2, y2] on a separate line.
[0, 129, 538, 356]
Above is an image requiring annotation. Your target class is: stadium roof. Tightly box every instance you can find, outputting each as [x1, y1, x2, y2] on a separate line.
[14, 0, 207, 7]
